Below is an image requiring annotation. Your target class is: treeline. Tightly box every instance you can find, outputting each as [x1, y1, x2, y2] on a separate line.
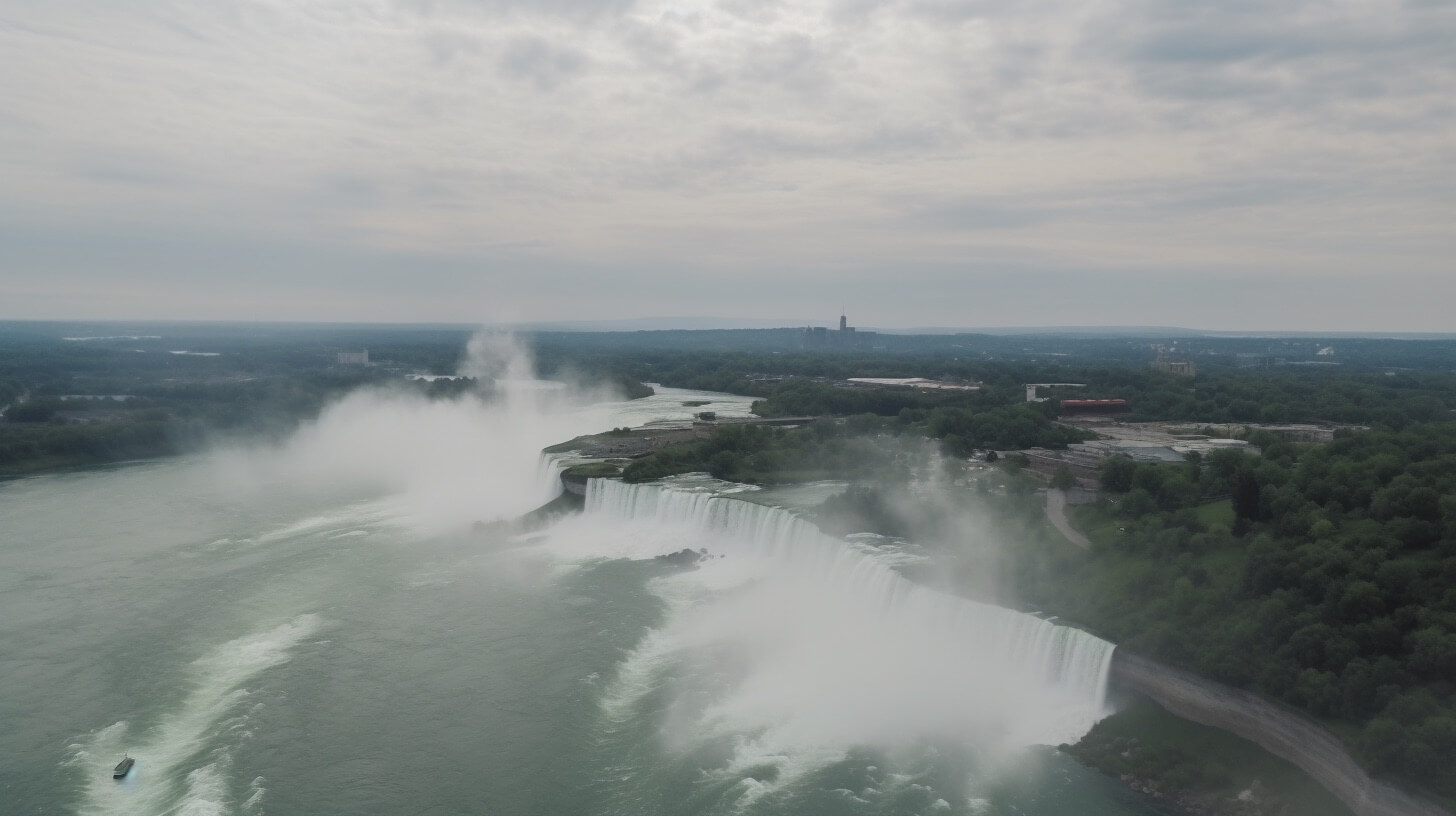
[0, 326, 663, 475]
[622, 421, 910, 485]
[1095, 445, 1270, 516]
[750, 380, 1093, 453]
[620, 400, 1091, 486]
[1109, 369, 1452, 427]
[540, 344, 1456, 431]
[1035, 422, 1456, 802]
[748, 379, 979, 417]
[529, 328, 1456, 371]
[0, 373, 385, 473]
[920, 404, 1093, 453]
[0, 420, 179, 473]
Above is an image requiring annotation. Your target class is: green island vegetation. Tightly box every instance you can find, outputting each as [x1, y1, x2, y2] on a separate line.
[615, 403, 1091, 485]
[623, 420, 908, 484]
[561, 462, 624, 481]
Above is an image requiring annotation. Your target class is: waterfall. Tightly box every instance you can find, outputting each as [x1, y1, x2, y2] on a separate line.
[584, 478, 1115, 750]
[536, 452, 570, 502]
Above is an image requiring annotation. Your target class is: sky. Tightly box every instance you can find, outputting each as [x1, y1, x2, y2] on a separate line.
[1, 0, 1452, 331]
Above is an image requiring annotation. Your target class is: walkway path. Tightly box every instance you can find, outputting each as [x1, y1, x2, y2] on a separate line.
[1044, 488, 1090, 549]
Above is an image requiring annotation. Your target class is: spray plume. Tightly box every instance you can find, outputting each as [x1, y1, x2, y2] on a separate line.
[210, 332, 616, 535]
[538, 479, 1115, 806]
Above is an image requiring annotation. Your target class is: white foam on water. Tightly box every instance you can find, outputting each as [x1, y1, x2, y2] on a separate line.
[70, 615, 320, 816]
[241, 776, 266, 815]
[715, 739, 847, 813]
[599, 622, 687, 725]
[561, 479, 1115, 805]
[175, 759, 230, 816]
[328, 530, 370, 539]
[253, 502, 398, 544]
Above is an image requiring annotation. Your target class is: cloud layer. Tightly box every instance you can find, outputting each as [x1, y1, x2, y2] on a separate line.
[2, 0, 1452, 329]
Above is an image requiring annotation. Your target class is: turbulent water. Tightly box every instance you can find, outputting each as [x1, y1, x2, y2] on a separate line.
[0, 382, 1168, 816]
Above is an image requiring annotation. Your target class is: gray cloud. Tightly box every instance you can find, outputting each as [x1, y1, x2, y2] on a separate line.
[401, 0, 640, 19]
[1096, 0, 1456, 119]
[0, 0, 1451, 330]
[498, 35, 588, 89]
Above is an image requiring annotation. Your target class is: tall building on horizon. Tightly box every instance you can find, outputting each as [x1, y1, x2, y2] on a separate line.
[802, 313, 874, 349]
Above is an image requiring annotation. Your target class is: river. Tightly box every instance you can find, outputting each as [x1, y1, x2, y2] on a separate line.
[0, 382, 1171, 816]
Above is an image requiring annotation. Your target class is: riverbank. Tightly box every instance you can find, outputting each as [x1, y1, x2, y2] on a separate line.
[1104, 651, 1452, 816]
[1066, 694, 1354, 816]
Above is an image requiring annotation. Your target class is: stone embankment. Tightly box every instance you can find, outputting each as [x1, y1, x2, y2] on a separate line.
[1110, 650, 1451, 816]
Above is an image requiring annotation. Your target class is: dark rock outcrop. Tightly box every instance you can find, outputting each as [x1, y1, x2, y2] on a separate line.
[653, 548, 708, 568]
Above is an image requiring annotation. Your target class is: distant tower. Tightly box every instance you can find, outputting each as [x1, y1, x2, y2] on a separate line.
[839, 314, 847, 331]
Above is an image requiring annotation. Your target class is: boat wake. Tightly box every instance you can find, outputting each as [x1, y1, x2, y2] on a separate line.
[67, 615, 320, 816]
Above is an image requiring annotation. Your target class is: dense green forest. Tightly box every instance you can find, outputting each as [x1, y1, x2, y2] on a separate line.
[809, 423, 1456, 806]
[998, 422, 1456, 804]
[667, 356, 1453, 429]
[809, 431, 1456, 805]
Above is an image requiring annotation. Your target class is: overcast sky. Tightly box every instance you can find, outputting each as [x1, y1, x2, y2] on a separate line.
[2, 0, 1452, 331]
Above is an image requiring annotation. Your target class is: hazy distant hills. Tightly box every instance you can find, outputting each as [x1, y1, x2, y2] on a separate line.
[2, 318, 1451, 341]
[512, 317, 1454, 340]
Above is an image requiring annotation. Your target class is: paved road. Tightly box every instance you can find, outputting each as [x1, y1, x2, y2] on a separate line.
[1044, 488, 1091, 549]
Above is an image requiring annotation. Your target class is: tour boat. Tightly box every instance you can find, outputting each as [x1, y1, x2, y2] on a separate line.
[113, 755, 134, 779]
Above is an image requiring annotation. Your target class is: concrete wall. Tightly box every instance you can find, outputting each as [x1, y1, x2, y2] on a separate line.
[1110, 650, 1451, 816]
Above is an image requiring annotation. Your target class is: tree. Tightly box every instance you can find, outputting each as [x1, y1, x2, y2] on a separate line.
[1120, 488, 1157, 518]
[1156, 474, 1200, 510]
[707, 450, 740, 480]
[1100, 456, 1136, 492]
[1233, 471, 1262, 523]
[1051, 465, 1076, 490]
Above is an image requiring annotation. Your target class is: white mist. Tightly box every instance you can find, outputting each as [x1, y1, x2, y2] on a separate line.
[539, 479, 1115, 805]
[209, 333, 616, 535]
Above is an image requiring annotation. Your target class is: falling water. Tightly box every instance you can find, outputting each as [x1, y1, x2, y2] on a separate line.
[584, 478, 1115, 752]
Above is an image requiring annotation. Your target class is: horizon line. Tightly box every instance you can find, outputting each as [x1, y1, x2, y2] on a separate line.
[2, 316, 1454, 340]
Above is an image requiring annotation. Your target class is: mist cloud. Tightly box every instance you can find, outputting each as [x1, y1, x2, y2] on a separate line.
[546, 480, 1112, 803]
[210, 333, 614, 535]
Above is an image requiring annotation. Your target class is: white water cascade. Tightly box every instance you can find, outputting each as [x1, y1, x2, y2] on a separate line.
[583, 478, 1116, 753]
